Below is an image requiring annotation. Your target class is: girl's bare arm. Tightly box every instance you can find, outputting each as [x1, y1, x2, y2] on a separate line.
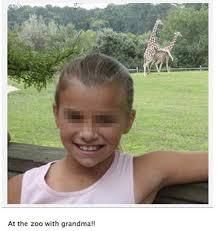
[134, 151, 208, 203]
[8, 174, 23, 204]
[156, 151, 208, 187]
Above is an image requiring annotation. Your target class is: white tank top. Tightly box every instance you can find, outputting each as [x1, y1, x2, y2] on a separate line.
[20, 152, 135, 204]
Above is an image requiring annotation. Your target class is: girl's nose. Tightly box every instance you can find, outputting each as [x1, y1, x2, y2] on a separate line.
[80, 122, 98, 142]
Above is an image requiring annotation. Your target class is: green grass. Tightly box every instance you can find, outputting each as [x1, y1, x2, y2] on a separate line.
[8, 71, 208, 155]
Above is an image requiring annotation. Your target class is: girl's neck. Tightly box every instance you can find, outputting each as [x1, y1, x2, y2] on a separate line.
[61, 153, 115, 179]
[45, 152, 116, 193]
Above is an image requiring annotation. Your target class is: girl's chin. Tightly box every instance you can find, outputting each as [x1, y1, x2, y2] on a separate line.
[65, 144, 116, 168]
[76, 154, 114, 169]
[77, 159, 99, 168]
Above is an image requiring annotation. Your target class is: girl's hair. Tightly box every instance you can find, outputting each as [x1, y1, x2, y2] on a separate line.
[55, 53, 134, 113]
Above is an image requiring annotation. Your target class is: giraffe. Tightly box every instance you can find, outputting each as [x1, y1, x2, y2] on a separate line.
[143, 19, 163, 76]
[150, 32, 182, 73]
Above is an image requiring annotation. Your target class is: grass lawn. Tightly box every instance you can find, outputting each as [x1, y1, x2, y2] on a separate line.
[8, 71, 208, 155]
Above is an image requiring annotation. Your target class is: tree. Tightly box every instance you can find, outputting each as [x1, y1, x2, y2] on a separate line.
[93, 28, 146, 69]
[159, 6, 208, 67]
[8, 3, 176, 34]
[8, 16, 83, 90]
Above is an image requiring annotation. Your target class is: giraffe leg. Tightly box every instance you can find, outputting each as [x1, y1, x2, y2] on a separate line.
[143, 64, 147, 77]
[144, 62, 150, 77]
[159, 62, 163, 72]
[155, 63, 159, 72]
[166, 59, 169, 72]
[148, 60, 153, 75]
[155, 60, 161, 73]
[149, 61, 155, 73]
[147, 63, 151, 75]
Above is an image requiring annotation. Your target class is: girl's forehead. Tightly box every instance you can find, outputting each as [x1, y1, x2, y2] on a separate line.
[58, 79, 127, 111]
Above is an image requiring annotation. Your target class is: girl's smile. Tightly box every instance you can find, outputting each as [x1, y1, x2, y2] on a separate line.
[74, 143, 104, 152]
[73, 143, 106, 158]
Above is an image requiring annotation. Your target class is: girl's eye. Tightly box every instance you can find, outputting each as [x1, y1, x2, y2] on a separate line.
[69, 115, 82, 122]
[95, 116, 116, 124]
[64, 111, 83, 123]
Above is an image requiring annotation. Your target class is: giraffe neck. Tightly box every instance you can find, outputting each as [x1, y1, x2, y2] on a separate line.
[149, 21, 159, 44]
[166, 35, 179, 51]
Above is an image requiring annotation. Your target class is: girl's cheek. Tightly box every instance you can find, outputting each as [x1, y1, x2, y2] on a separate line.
[100, 127, 123, 141]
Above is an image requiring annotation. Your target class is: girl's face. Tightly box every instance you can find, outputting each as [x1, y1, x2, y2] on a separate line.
[53, 78, 135, 168]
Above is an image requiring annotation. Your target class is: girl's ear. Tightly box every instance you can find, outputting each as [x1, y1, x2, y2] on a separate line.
[123, 110, 136, 134]
[53, 103, 59, 128]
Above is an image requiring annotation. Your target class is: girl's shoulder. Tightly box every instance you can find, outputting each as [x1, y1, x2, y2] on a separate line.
[8, 174, 23, 204]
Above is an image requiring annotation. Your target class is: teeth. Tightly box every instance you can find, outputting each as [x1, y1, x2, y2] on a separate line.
[79, 145, 100, 151]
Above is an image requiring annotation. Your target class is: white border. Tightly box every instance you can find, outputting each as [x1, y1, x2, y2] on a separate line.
[1, 0, 8, 207]
[2, 0, 213, 209]
[2, 0, 217, 231]
[8, 0, 210, 8]
[208, 0, 213, 208]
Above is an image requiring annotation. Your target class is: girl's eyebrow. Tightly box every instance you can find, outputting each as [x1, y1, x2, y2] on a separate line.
[64, 109, 82, 116]
[95, 114, 117, 119]
[64, 109, 81, 114]
[64, 108, 120, 115]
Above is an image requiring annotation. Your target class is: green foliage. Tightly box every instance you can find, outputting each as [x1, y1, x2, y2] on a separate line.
[8, 31, 52, 89]
[8, 16, 93, 90]
[8, 3, 176, 34]
[90, 19, 109, 31]
[159, 6, 208, 67]
[94, 29, 146, 68]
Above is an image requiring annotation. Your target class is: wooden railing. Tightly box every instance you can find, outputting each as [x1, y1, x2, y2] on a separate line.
[8, 142, 208, 204]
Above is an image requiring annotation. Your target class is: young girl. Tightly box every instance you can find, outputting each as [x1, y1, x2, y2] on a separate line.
[8, 53, 208, 204]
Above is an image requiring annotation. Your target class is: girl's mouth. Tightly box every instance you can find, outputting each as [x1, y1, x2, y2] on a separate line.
[74, 143, 105, 152]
